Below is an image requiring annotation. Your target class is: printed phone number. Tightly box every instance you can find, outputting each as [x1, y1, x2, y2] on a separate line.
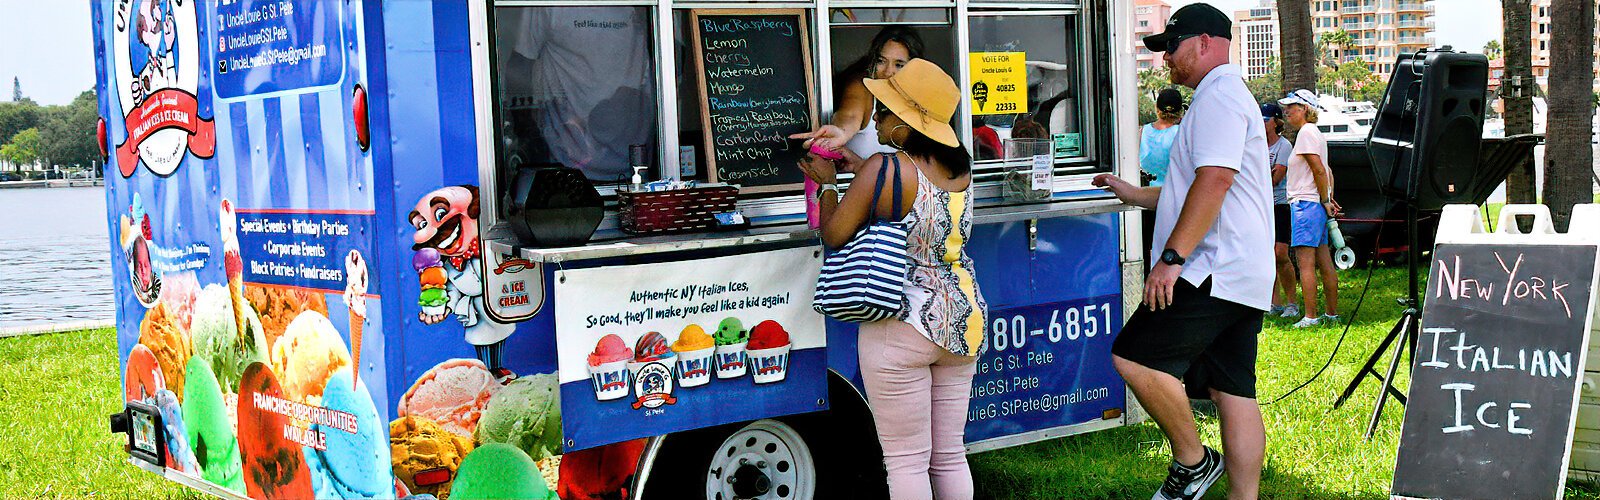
[988, 302, 1115, 353]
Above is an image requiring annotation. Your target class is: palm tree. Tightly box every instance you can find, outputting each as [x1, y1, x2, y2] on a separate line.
[1277, 0, 1316, 95]
[1502, 0, 1538, 207]
[1482, 40, 1503, 60]
[1321, 29, 1355, 66]
[1542, 0, 1597, 230]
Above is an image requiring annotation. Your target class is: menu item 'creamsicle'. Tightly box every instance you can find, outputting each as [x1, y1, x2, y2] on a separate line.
[391, 415, 474, 499]
[398, 358, 502, 438]
[672, 325, 716, 388]
[588, 334, 632, 401]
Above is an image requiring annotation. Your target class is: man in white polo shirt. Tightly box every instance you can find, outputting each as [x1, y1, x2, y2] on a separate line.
[1092, 3, 1274, 499]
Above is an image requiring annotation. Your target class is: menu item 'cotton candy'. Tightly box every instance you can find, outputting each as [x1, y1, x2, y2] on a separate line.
[190, 283, 269, 393]
[450, 443, 558, 500]
[398, 359, 501, 437]
[633, 332, 675, 362]
[391, 415, 474, 499]
[587, 334, 630, 367]
[305, 371, 390, 499]
[749, 320, 791, 350]
[236, 362, 314, 500]
[269, 310, 353, 404]
[476, 373, 564, 461]
[182, 356, 246, 494]
[671, 325, 714, 352]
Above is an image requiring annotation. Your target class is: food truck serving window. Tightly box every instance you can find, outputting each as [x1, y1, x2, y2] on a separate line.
[492, 6, 660, 186]
[968, 12, 1097, 173]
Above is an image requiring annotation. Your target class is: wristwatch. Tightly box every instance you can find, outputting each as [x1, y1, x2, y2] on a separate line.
[816, 183, 839, 202]
[1159, 249, 1186, 266]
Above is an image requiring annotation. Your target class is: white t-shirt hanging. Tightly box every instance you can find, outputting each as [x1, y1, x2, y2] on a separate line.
[1149, 64, 1275, 311]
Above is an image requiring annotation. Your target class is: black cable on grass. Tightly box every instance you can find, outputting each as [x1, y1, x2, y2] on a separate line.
[1262, 217, 1389, 407]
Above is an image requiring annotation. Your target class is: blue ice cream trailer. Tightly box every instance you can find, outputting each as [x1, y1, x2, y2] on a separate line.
[99, 0, 1150, 498]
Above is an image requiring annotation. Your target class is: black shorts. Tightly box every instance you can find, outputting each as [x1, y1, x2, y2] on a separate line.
[1274, 204, 1292, 244]
[1111, 278, 1264, 399]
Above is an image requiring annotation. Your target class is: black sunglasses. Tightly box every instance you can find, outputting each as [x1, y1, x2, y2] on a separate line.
[1167, 34, 1200, 53]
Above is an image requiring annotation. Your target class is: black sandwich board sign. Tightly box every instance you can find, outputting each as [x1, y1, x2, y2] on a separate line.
[1393, 205, 1600, 500]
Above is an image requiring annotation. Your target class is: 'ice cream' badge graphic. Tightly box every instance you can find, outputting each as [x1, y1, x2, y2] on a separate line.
[111, 0, 215, 177]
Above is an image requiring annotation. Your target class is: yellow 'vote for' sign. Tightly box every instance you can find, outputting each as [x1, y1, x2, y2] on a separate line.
[969, 52, 1027, 116]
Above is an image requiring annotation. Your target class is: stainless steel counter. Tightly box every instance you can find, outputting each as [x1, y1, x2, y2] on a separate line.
[518, 197, 1134, 263]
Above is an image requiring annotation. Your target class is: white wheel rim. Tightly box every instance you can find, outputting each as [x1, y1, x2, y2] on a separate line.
[705, 419, 815, 500]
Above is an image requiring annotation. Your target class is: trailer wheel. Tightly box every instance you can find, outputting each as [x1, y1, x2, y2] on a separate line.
[634, 374, 888, 500]
[704, 419, 815, 500]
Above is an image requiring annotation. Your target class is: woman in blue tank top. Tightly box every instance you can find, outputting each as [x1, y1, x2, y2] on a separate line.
[1139, 88, 1185, 187]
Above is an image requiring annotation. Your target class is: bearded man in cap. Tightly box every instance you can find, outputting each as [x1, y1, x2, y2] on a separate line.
[1093, 3, 1274, 499]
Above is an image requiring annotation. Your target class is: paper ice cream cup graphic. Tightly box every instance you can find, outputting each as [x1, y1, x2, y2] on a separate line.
[674, 347, 715, 387]
[747, 345, 792, 384]
[589, 360, 631, 401]
[714, 343, 748, 379]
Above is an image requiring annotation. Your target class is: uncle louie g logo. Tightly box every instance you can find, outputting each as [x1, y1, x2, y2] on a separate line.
[112, 0, 215, 178]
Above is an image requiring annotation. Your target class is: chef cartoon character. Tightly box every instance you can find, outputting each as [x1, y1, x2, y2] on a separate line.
[129, 0, 177, 105]
[410, 186, 516, 380]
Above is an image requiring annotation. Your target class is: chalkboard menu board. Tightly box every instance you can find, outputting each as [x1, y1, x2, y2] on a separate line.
[1393, 243, 1600, 500]
[691, 10, 818, 191]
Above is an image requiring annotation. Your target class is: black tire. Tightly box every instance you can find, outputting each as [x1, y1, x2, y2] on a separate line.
[634, 373, 887, 500]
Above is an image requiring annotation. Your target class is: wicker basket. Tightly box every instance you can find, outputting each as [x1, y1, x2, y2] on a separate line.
[617, 185, 740, 235]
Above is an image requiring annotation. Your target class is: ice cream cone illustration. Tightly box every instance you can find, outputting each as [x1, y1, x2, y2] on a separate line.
[345, 250, 369, 388]
[413, 248, 448, 320]
[219, 200, 248, 342]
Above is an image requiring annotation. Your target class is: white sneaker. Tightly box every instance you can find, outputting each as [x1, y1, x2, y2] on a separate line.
[1320, 314, 1343, 326]
[1279, 304, 1301, 319]
[1293, 317, 1321, 328]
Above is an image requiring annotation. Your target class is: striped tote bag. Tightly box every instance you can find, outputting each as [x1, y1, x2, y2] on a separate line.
[813, 155, 909, 323]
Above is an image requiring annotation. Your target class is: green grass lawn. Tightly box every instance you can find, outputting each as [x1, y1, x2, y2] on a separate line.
[2, 265, 1596, 498]
[970, 265, 1600, 499]
[0, 329, 202, 499]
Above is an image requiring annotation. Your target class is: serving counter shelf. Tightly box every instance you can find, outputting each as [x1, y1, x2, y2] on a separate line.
[517, 195, 1133, 263]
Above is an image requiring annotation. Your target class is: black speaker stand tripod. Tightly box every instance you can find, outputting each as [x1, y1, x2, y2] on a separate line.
[1331, 199, 1422, 441]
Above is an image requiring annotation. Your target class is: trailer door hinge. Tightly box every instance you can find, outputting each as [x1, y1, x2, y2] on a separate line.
[1028, 219, 1038, 252]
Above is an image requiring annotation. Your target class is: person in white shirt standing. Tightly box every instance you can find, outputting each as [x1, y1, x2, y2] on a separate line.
[1279, 90, 1343, 329]
[1093, 4, 1273, 499]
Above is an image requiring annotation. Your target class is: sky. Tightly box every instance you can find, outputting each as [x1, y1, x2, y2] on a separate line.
[0, 1, 1507, 107]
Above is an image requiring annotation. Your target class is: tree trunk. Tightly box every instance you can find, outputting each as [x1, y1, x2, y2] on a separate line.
[1277, 0, 1316, 94]
[1543, 0, 1597, 231]
[1502, 0, 1538, 207]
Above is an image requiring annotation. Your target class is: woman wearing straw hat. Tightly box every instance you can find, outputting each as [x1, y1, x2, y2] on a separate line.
[797, 58, 987, 500]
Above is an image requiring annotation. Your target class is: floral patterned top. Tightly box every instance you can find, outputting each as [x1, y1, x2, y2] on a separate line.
[897, 159, 988, 357]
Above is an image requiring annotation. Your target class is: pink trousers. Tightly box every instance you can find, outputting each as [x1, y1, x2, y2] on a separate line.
[858, 319, 978, 500]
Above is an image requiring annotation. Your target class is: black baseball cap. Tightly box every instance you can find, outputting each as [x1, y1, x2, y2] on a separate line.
[1157, 89, 1185, 113]
[1143, 3, 1233, 52]
[1260, 103, 1283, 119]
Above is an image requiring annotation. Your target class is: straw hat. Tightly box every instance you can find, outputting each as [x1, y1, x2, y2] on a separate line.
[862, 58, 960, 147]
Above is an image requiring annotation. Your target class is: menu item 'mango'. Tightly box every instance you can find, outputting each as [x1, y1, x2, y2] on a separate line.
[673, 324, 716, 388]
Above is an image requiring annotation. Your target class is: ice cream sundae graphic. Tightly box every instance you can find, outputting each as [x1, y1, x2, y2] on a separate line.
[410, 185, 516, 379]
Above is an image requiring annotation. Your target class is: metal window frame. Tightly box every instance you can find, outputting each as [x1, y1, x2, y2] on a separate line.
[474, 0, 1119, 228]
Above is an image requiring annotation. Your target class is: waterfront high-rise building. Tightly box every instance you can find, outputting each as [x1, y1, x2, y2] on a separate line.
[1134, 0, 1174, 72]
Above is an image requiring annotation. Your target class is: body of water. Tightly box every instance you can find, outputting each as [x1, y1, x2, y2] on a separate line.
[0, 187, 113, 328]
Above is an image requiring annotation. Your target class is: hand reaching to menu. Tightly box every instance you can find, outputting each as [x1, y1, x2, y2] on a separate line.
[789, 125, 850, 152]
